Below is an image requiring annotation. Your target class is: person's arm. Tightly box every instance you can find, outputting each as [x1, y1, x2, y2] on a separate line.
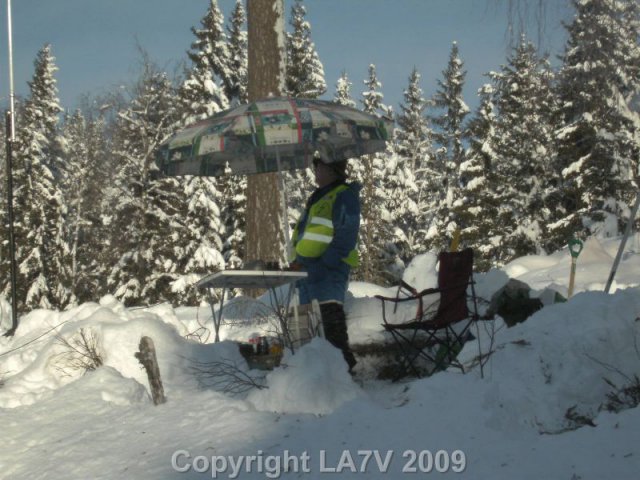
[321, 188, 360, 269]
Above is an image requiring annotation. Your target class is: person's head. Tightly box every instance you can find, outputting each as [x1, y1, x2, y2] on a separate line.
[312, 157, 348, 187]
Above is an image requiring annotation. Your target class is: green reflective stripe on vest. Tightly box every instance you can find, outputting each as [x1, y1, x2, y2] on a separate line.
[291, 184, 359, 267]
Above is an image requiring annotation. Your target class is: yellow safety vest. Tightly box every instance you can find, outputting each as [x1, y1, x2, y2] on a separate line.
[290, 184, 359, 267]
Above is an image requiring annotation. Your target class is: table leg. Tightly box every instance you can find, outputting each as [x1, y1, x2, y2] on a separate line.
[285, 282, 302, 347]
[208, 287, 226, 343]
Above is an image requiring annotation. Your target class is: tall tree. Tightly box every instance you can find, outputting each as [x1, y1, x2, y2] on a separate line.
[10, 45, 71, 310]
[107, 59, 184, 305]
[245, 0, 287, 267]
[170, 176, 226, 304]
[460, 83, 501, 270]
[285, 0, 326, 98]
[333, 71, 357, 108]
[180, 0, 229, 124]
[551, 0, 640, 246]
[219, 167, 246, 269]
[392, 68, 433, 262]
[427, 42, 469, 251]
[490, 35, 557, 263]
[226, 0, 249, 104]
[60, 110, 111, 303]
[353, 64, 395, 283]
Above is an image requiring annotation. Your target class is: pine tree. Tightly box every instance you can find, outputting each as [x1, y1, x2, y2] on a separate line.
[171, 176, 226, 304]
[107, 59, 185, 305]
[226, 0, 248, 104]
[427, 42, 469, 251]
[11, 45, 71, 310]
[354, 64, 395, 283]
[219, 2, 249, 269]
[552, 0, 640, 246]
[180, 0, 229, 124]
[285, 0, 327, 98]
[392, 68, 433, 263]
[333, 71, 357, 108]
[461, 83, 501, 271]
[60, 109, 112, 303]
[219, 166, 246, 269]
[489, 35, 557, 263]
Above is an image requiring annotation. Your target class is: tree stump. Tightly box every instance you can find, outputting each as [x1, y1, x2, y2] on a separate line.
[134, 336, 166, 405]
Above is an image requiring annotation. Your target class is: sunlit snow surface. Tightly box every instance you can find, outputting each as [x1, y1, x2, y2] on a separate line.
[0, 235, 639, 479]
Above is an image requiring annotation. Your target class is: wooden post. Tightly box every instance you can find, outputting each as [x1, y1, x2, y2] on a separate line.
[245, 0, 287, 268]
[135, 336, 166, 405]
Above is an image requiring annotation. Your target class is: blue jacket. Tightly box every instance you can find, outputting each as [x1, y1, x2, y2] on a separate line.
[295, 180, 361, 304]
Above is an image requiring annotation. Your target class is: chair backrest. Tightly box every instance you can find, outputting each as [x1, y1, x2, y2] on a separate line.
[433, 248, 473, 327]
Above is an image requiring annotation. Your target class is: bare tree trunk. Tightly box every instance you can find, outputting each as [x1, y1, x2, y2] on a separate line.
[245, 0, 286, 267]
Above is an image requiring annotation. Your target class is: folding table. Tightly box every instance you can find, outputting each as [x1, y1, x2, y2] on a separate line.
[196, 270, 308, 347]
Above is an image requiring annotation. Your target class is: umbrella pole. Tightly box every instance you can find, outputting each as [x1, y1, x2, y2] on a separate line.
[276, 148, 292, 265]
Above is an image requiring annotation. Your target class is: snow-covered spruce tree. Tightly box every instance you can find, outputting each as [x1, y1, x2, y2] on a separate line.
[107, 59, 186, 306]
[171, 176, 226, 304]
[550, 0, 640, 248]
[353, 64, 396, 284]
[10, 45, 72, 311]
[285, 0, 327, 98]
[179, 0, 229, 124]
[225, 0, 248, 105]
[60, 110, 112, 303]
[551, 0, 640, 248]
[215, 1, 249, 270]
[427, 42, 469, 252]
[393, 67, 436, 262]
[460, 83, 501, 271]
[489, 35, 557, 264]
[333, 71, 357, 108]
[219, 165, 246, 270]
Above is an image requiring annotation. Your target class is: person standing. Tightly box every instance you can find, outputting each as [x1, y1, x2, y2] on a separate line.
[289, 156, 360, 371]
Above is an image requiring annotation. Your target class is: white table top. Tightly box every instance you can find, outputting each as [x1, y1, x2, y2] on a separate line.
[196, 270, 308, 290]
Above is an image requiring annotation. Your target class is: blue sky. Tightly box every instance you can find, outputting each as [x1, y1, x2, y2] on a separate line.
[0, 0, 571, 115]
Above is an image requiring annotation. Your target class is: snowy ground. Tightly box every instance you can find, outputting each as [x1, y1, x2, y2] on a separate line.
[1, 235, 639, 479]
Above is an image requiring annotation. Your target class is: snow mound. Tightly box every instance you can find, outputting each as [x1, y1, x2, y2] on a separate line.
[75, 366, 149, 406]
[503, 236, 639, 295]
[402, 251, 439, 291]
[0, 296, 249, 408]
[247, 338, 360, 415]
[457, 286, 640, 433]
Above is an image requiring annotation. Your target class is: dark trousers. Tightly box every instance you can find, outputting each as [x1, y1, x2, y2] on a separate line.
[320, 302, 357, 371]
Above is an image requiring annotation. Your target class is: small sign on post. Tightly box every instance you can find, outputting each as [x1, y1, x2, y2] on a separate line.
[567, 238, 584, 298]
[135, 336, 166, 405]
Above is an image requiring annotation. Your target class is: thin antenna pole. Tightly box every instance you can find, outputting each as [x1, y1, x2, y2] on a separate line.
[7, 0, 15, 139]
[4, 0, 19, 336]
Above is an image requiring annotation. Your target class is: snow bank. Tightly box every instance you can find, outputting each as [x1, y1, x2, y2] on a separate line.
[503, 235, 640, 295]
[1, 235, 639, 479]
[456, 286, 640, 433]
[0, 295, 248, 409]
[247, 338, 360, 415]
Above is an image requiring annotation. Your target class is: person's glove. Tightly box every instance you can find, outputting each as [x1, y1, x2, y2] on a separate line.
[287, 261, 303, 272]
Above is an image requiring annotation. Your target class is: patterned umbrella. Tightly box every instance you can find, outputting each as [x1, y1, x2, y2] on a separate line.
[157, 97, 393, 177]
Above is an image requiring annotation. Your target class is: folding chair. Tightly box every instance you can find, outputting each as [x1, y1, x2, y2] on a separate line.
[375, 248, 480, 379]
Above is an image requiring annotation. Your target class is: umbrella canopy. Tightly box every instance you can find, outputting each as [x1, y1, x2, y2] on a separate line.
[158, 97, 394, 177]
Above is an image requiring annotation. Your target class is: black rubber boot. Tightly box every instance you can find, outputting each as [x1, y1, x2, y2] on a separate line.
[320, 302, 357, 372]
